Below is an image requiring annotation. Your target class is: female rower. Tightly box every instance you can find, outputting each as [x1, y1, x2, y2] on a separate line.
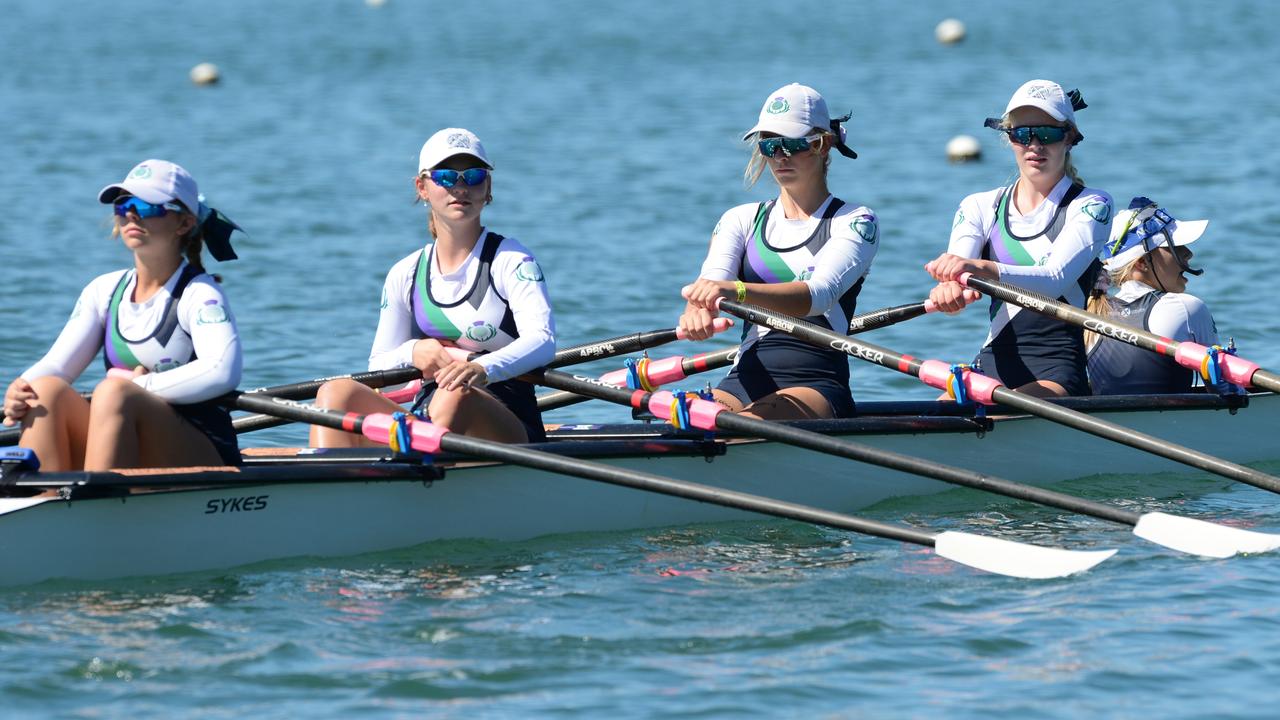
[1086, 197, 1220, 394]
[310, 128, 555, 446]
[679, 83, 875, 420]
[1, 159, 244, 470]
[925, 79, 1113, 397]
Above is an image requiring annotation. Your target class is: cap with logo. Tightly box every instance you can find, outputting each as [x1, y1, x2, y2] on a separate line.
[98, 159, 200, 214]
[419, 128, 493, 173]
[985, 79, 1088, 145]
[98, 159, 242, 262]
[741, 83, 858, 159]
[1103, 196, 1208, 270]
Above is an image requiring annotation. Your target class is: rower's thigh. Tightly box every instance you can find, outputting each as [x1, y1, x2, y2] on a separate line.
[92, 381, 225, 466]
[429, 386, 528, 443]
[312, 379, 406, 448]
[741, 387, 833, 420]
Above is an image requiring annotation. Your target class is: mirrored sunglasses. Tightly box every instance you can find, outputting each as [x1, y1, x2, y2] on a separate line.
[113, 196, 186, 219]
[1004, 125, 1069, 146]
[757, 134, 824, 158]
[427, 168, 489, 188]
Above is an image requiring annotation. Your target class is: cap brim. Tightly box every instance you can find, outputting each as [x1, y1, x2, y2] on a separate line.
[741, 118, 815, 141]
[1169, 219, 1208, 247]
[97, 180, 171, 205]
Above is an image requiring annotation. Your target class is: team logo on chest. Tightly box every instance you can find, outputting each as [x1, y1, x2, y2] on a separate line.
[798, 266, 814, 281]
[466, 321, 497, 342]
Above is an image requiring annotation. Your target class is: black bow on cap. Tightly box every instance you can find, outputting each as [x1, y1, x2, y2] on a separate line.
[829, 112, 858, 159]
[198, 204, 243, 262]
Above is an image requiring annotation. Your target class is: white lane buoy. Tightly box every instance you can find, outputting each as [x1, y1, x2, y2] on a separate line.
[946, 135, 981, 163]
[189, 62, 221, 86]
[935, 18, 966, 45]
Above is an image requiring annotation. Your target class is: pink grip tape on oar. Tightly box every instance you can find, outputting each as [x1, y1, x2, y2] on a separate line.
[599, 355, 688, 388]
[917, 360, 1002, 405]
[1174, 342, 1261, 386]
[642, 390, 724, 430]
[360, 413, 449, 453]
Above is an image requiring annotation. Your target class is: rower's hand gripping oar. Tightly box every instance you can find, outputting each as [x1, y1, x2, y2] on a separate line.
[225, 390, 1112, 578]
[713, 298, 1280, 497]
[530, 368, 1280, 558]
[956, 272, 1280, 393]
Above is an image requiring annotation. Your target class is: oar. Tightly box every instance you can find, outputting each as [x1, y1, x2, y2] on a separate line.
[223, 390, 1114, 578]
[956, 273, 1280, 393]
[539, 302, 936, 412]
[220, 319, 737, 436]
[530, 368, 1280, 558]
[848, 300, 935, 332]
[538, 348, 738, 412]
[714, 298, 1280, 496]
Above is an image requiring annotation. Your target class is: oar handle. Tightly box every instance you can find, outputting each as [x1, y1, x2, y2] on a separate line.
[848, 301, 935, 333]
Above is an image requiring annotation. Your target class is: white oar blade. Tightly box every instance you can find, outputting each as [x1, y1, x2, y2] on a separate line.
[1133, 512, 1280, 558]
[934, 531, 1116, 579]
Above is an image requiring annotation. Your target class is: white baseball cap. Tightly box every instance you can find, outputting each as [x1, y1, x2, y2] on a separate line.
[741, 83, 832, 140]
[98, 159, 200, 214]
[1103, 198, 1208, 270]
[1003, 79, 1077, 125]
[418, 128, 493, 172]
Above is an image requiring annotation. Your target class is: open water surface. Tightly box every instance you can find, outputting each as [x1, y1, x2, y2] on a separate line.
[1, 1, 1278, 717]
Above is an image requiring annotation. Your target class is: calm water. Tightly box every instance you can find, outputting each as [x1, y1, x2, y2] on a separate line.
[2, 0, 1278, 717]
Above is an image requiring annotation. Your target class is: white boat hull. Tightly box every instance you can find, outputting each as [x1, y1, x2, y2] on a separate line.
[0, 393, 1274, 586]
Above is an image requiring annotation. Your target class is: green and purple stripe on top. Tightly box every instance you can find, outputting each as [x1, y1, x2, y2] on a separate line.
[411, 250, 463, 341]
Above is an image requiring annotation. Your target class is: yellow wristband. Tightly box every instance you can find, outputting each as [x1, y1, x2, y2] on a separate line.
[734, 280, 747, 303]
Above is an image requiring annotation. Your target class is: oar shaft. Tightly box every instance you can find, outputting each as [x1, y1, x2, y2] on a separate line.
[539, 348, 737, 412]
[223, 322, 738, 434]
[530, 369, 1143, 526]
[986, 384, 1280, 492]
[715, 298, 1280, 495]
[223, 390, 937, 547]
[721, 299, 926, 375]
[961, 273, 1280, 394]
[438, 431, 937, 546]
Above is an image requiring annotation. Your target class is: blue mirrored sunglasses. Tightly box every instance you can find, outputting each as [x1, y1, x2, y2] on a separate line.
[1004, 125, 1069, 146]
[757, 134, 823, 158]
[113, 196, 186, 219]
[427, 168, 489, 188]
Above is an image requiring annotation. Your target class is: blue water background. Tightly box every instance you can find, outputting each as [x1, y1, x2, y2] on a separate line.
[1, 0, 1278, 717]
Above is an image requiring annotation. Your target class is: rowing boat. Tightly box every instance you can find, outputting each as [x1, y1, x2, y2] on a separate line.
[0, 392, 1273, 586]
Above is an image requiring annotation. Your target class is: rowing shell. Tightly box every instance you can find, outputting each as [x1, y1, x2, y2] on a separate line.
[0, 392, 1273, 586]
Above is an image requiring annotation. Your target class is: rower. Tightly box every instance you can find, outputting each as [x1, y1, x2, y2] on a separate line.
[925, 79, 1113, 397]
[310, 128, 556, 447]
[678, 83, 875, 420]
[1086, 197, 1224, 395]
[1, 160, 245, 470]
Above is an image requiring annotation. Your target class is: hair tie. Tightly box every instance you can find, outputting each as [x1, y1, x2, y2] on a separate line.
[1093, 270, 1111, 293]
[1067, 89, 1088, 112]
